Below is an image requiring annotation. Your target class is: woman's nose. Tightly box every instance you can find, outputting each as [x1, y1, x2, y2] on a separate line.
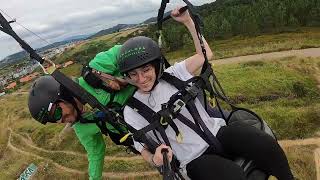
[137, 72, 147, 83]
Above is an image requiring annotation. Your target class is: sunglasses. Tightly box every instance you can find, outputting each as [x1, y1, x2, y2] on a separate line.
[52, 104, 63, 121]
[46, 101, 63, 123]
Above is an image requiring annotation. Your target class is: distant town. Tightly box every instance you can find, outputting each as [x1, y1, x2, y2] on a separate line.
[0, 41, 79, 96]
[0, 20, 156, 97]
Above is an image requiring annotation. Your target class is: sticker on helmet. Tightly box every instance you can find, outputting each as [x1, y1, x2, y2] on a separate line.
[120, 47, 146, 60]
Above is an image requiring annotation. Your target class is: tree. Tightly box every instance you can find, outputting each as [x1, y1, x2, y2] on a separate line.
[220, 18, 233, 38]
[182, 34, 193, 48]
[308, 4, 320, 26]
[287, 14, 299, 27]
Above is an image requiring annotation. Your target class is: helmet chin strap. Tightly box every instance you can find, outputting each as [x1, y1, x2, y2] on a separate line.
[68, 98, 83, 122]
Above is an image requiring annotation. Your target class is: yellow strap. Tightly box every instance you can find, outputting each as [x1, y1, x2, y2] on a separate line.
[120, 133, 132, 143]
[176, 132, 183, 143]
[46, 66, 56, 74]
[209, 97, 216, 107]
[160, 117, 169, 126]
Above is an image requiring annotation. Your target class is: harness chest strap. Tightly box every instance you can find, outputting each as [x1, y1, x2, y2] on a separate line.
[126, 97, 179, 145]
[125, 73, 224, 153]
[162, 73, 223, 151]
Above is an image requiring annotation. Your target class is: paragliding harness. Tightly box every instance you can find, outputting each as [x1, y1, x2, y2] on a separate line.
[0, 12, 135, 151]
[79, 65, 140, 151]
[81, 65, 118, 94]
[120, 0, 277, 179]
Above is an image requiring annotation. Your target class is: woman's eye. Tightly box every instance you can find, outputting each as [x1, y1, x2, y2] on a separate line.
[129, 72, 137, 77]
[143, 68, 150, 73]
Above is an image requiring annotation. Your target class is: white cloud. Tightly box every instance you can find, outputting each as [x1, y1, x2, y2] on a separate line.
[0, 0, 214, 60]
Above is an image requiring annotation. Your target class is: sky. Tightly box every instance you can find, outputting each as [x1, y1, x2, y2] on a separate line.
[0, 0, 214, 61]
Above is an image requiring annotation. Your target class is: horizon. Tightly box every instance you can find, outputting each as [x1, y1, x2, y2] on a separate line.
[0, 0, 214, 61]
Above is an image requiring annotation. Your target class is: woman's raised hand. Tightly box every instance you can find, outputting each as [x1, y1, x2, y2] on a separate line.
[171, 6, 193, 25]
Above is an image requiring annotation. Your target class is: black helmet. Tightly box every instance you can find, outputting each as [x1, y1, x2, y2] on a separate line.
[118, 36, 165, 77]
[28, 76, 68, 124]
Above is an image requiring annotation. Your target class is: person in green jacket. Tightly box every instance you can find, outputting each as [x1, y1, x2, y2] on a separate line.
[27, 45, 135, 180]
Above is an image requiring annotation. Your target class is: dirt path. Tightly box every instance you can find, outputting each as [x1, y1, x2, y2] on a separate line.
[10, 91, 28, 96]
[279, 137, 320, 148]
[212, 48, 320, 65]
[7, 129, 157, 178]
[5, 48, 320, 178]
[10, 129, 143, 161]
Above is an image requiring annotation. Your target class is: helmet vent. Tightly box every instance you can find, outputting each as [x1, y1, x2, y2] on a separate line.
[138, 52, 150, 60]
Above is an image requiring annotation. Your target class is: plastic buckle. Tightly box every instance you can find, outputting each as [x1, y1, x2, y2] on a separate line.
[185, 84, 199, 98]
[160, 116, 169, 126]
[173, 99, 185, 113]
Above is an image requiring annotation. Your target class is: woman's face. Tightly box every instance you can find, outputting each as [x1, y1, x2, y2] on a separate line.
[128, 64, 156, 93]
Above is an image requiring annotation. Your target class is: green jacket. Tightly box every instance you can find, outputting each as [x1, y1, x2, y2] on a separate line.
[73, 45, 135, 180]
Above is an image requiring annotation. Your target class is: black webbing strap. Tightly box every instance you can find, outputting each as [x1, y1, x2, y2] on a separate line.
[78, 113, 115, 137]
[78, 116, 100, 124]
[0, 13, 45, 63]
[95, 120, 109, 135]
[125, 121, 160, 154]
[186, 101, 223, 153]
[157, 0, 207, 69]
[51, 70, 126, 131]
[128, 96, 182, 138]
[127, 87, 223, 154]
[0, 12, 123, 125]
[162, 72, 223, 153]
[157, 0, 234, 112]
[175, 113, 209, 144]
[162, 72, 186, 89]
[126, 97, 172, 147]
[157, 0, 202, 34]
[126, 97, 184, 180]
[157, 0, 169, 31]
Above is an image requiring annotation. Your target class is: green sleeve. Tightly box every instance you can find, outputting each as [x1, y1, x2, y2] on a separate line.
[73, 122, 106, 180]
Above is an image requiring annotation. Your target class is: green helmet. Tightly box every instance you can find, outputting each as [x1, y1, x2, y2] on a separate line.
[28, 76, 67, 124]
[118, 36, 165, 77]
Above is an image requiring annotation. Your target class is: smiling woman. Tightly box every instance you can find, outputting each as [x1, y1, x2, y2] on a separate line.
[117, 4, 295, 180]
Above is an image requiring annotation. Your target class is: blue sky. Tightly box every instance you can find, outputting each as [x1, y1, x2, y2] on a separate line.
[0, 0, 214, 60]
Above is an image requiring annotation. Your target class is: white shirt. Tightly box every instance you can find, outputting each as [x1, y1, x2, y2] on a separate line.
[123, 61, 226, 168]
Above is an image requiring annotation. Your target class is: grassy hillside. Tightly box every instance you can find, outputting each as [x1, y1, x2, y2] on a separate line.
[214, 57, 320, 139]
[53, 27, 320, 67]
[52, 28, 144, 65]
[166, 27, 320, 61]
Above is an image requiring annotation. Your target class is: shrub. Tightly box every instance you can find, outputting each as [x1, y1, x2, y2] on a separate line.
[291, 81, 307, 97]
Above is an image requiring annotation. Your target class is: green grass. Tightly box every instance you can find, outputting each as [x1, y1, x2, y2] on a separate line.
[59, 63, 83, 78]
[1, 29, 320, 179]
[214, 57, 320, 139]
[241, 99, 320, 139]
[215, 58, 319, 101]
[103, 160, 154, 172]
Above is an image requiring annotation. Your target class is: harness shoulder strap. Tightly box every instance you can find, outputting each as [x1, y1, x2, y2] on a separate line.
[162, 72, 208, 107]
[162, 72, 223, 153]
[161, 72, 186, 90]
[126, 97, 158, 123]
[126, 97, 172, 146]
